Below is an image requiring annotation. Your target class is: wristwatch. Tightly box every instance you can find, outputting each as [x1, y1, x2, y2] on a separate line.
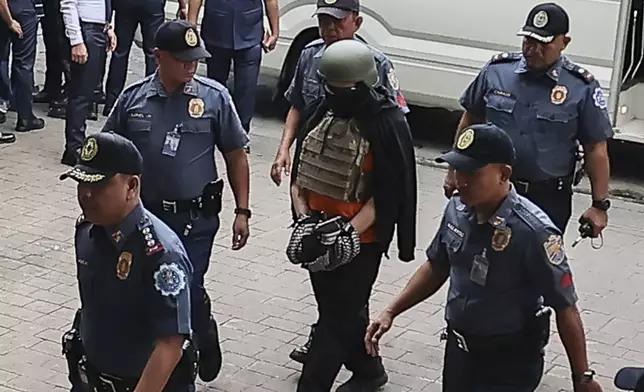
[234, 207, 252, 219]
[592, 198, 611, 211]
[574, 369, 596, 384]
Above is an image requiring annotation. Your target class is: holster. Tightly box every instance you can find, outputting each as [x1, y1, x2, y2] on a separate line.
[200, 179, 224, 218]
[62, 310, 84, 388]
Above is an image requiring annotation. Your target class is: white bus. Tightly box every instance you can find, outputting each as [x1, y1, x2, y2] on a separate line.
[158, 0, 644, 144]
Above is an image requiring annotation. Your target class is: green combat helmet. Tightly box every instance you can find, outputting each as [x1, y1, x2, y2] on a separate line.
[318, 39, 379, 86]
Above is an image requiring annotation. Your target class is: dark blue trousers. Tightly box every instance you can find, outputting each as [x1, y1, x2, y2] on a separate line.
[64, 22, 107, 152]
[205, 44, 262, 133]
[0, 5, 38, 120]
[41, 0, 68, 99]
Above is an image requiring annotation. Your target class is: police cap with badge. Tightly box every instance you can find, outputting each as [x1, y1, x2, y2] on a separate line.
[155, 19, 211, 61]
[315, 0, 359, 19]
[60, 132, 144, 184]
[436, 123, 516, 172]
[517, 2, 569, 43]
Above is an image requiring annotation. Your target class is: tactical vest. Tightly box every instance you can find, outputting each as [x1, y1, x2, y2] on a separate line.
[296, 113, 371, 203]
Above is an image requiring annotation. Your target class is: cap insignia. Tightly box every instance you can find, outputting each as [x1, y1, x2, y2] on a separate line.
[324, 0, 337, 4]
[456, 129, 475, 150]
[80, 137, 98, 162]
[185, 28, 198, 47]
[533, 10, 548, 28]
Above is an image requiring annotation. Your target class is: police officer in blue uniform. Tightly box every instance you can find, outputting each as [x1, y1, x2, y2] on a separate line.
[0, 0, 45, 132]
[444, 2, 613, 238]
[366, 124, 603, 392]
[60, 132, 197, 392]
[271, 0, 408, 187]
[271, 0, 409, 364]
[60, 0, 117, 166]
[102, 19, 251, 383]
[102, 0, 187, 115]
[187, 0, 279, 146]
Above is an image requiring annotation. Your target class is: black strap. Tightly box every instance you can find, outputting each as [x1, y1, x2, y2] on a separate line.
[145, 198, 203, 214]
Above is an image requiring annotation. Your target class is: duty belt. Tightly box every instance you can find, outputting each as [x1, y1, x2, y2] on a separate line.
[512, 175, 573, 195]
[147, 197, 204, 214]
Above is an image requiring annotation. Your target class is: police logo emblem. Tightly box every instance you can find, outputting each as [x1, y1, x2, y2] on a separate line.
[116, 252, 133, 280]
[324, 0, 337, 4]
[153, 263, 187, 296]
[188, 98, 205, 118]
[184, 28, 198, 47]
[550, 85, 568, 105]
[456, 129, 474, 150]
[533, 10, 548, 28]
[593, 87, 607, 109]
[543, 234, 565, 265]
[491, 227, 512, 251]
[387, 68, 400, 91]
[80, 137, 98, 162]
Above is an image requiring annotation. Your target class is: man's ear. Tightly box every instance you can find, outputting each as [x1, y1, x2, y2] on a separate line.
[500, 164, 513, 182]
[126, 175, 140, 201]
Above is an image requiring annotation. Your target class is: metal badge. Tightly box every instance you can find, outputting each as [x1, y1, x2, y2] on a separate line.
[184, 28, 198, 47]
[491, 227, 512, 251]
[80, 137, 98, 162]
[550, 85, 568, 105]
[456, 129, 474, 150]
[116, 252, 133, 280]
[533, 10, 548, 28]
[188, 98, 205, 118]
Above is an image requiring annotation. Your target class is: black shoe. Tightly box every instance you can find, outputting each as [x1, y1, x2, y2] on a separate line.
[336, 371, 388, 392]
[0, 132, 16, 144]
[15, 117, 45, 132]
[61, 149, 77, 166]
[197, 317, 223, 382]
[289, 324, 315, 364]
[47, 101, 66, 119]
[33, 89, 50, 104]
[87, 102, 98, 121]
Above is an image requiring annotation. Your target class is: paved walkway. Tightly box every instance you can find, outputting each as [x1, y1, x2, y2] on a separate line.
[0, 39, 641, 392]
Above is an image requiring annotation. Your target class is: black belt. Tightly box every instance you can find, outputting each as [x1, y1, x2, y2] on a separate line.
[146, 197, 204, 214]
[512, 175, 573, 195]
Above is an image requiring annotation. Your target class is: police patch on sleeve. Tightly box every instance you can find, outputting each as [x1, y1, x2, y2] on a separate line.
[543, 234, 565, 265]
[153, 263, 187, 297]
[592, 87, 607, 110]
[387, 68, 400, 91]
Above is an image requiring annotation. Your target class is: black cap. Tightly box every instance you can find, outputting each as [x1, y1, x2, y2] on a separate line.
[155, 19, 211, 61]
[435, 124, 516, 172]
[517, 3, 569, 43]
[315, 0, 359, 19]
[615, 368, 644, 392]
[60, 132, 144, 184]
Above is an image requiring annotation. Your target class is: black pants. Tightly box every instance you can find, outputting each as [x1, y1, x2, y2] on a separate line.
[442, 330, 544, 392]
[64, 22, 107, 152]
[41, 0, 68, 99]
[297, 243, 384, 392]
[514, 180, 573, 234]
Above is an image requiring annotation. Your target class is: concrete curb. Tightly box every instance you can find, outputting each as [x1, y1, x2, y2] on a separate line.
[415, 156, 644, 205]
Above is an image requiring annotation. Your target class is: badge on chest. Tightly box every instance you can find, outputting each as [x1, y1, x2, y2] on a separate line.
[117, 252, 133, 280]
[491, 227, 512, 251]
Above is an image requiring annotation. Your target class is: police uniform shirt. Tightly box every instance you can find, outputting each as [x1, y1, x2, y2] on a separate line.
[425, 186, 578, 335]
[285, 38, 409, 114]
[75, 203, 193, 377]
[459, 52, 614, 181]
[102, 73, 249, 201]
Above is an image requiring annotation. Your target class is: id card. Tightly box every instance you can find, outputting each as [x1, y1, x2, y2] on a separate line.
[470, 252, 489, 286]
[162, 131, 181, 157]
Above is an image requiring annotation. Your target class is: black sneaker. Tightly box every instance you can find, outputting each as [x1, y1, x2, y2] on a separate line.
[336, 371, 388, 392]
[289, 324, 315, 364]
[197, 316, 223, 382]
[15, 117, 45, 132]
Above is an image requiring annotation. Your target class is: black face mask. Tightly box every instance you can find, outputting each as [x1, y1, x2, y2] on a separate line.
[324, 83, 373, 118]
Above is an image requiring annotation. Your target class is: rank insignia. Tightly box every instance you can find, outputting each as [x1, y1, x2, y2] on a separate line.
[550, 85, 567, 105]
[117, 252, 133, 280]
[491, 227, 512, 251]
[112, 230, 123, 243]
[543, 234, 565, 265]
[456, 128, 474, 150]
[184, 28, 198, 47]
[153, 263, 187, 296]
[188, 98, 205, 118]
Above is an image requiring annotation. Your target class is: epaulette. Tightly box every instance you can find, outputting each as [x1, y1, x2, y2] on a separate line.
[193, 75, 227, 92]
[138, 216, 165, 256]
[562, 61, 594, 83]
[304, 38, 324, 50]
[490, 52, 522, 64]
[513, 202, 561, 235]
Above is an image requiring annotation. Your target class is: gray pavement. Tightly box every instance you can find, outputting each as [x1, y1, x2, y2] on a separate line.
[0, 39, 641, 392]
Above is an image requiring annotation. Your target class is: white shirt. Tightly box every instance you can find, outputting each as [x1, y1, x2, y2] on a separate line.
[60, 0, 108, 46]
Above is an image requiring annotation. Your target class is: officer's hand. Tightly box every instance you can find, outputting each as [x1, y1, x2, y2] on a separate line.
[364, 310, 394, 357]
[262, 33, 278, 53]
[270, 148, 291, 186]
[580, 207, 608, 238]
[106, 28, 117, 52]
[231, 214, 250, 250]
[71, 44, 88, 64]
[9, 20, 22, 38]
[574, 379, 603, 392]
[442, 169, 457, 199]
[176, 6, 188, 20]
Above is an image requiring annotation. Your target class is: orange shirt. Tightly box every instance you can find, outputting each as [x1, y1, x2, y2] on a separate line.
[307, 151, 377, 243]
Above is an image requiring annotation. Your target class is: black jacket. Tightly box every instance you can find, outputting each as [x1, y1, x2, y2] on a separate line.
[290, 87, 417, 262]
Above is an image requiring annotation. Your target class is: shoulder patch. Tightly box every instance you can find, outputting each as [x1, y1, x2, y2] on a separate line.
[490, 52, 522, 64]
[562, 61, 594, 83]
[543, 234, 565, 265]
[153, 262, 187, 296]
[139, 216, 165, 256]
[304, 38, 324, 49]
